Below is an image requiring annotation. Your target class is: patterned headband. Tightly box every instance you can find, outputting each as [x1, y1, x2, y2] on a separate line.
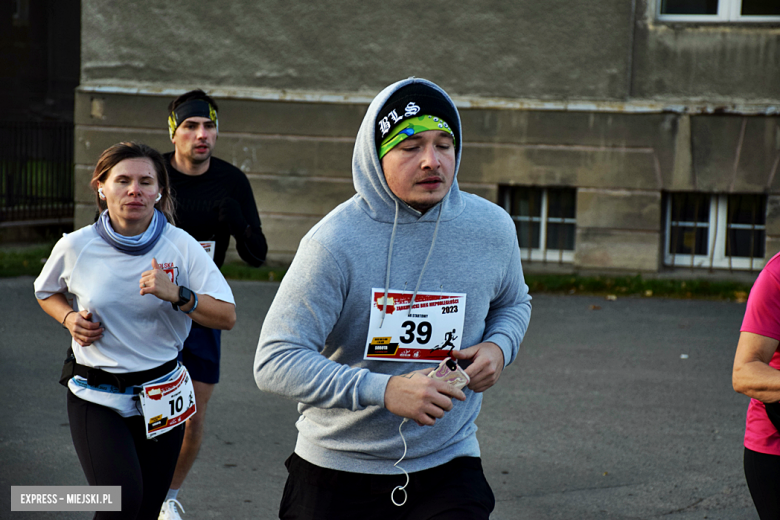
[168, 99, 218, 139]
[379, 114, 455, 159]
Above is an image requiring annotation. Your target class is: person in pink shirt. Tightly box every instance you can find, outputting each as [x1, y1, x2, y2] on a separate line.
[733, 251, 780, 519]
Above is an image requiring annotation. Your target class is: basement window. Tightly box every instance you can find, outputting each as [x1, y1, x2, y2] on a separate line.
[500, 186, 576, 264]
[664, 192, 766, 271]
[658, 0, 780, 22]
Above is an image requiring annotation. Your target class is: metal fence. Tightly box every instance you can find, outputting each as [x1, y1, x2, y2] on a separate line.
[0, 121, 74, 223]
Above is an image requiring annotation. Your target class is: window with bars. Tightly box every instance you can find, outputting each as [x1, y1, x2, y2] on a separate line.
[499, 186, 576, 263]
[665, 193, 766, 271]
[658, 0, 780, 21]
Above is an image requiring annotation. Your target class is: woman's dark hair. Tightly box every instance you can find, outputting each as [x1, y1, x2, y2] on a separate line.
[90, 142, 176, 224]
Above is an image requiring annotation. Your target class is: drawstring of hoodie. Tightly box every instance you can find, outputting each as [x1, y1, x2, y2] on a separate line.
[384, 204, 443, 506]
[379, 201, 400, 328]
[379, 201, 444, 327]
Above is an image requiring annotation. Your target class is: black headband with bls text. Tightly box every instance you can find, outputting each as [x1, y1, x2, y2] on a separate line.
[168, 99, 218, 139]
[375, 83, 459, 157]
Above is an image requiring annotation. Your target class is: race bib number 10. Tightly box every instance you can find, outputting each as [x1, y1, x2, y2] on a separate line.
[364, 288, 466, 362]
[139, 366, 196, 439]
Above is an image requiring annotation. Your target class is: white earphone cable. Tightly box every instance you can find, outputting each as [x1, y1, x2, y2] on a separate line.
[391, 418, 410, 507]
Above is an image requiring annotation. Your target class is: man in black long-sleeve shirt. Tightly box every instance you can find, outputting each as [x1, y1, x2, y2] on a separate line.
[159, 89, 267, 520]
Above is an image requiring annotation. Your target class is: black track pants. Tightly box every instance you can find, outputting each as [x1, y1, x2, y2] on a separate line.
[280, 452, 495, 520]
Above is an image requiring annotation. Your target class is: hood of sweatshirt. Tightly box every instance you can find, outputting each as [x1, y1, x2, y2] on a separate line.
[351, 77, 464, 224]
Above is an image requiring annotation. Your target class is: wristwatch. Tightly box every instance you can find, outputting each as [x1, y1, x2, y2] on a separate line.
[172, 286, 194, 311]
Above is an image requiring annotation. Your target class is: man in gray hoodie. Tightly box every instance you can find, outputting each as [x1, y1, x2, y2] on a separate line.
[254, 78, 532, 519]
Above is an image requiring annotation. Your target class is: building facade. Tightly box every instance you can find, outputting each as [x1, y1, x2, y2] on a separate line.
[74, 0, 780, 272]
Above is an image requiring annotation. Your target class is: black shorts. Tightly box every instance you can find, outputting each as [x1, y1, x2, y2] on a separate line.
[279, 452, 495, 520]
[178, 324, 221, 384]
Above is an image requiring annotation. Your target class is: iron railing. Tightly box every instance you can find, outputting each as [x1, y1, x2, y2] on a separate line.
[0, 121, 74, 223]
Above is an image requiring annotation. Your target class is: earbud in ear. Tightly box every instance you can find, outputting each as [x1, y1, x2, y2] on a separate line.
[98, 187, 106, 200]
[155, 193, 162, 203]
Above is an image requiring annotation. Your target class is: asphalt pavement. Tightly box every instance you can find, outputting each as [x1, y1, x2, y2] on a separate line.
[0, 277, 756, 519]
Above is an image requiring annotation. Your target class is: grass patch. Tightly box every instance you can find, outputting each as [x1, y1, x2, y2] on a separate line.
[219, 262, 286, 282]
[0, 243, 56, 277]
[525, 273, 752, 302]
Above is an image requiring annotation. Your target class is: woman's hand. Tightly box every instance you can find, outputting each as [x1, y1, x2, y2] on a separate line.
[63, 310, 104, 347]
[139, 258, 179, 303]
[140, 258, 236, 330]
[37, 293, 104, 347]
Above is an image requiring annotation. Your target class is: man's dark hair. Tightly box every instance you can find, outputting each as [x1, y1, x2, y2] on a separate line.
[168, 89, 219, 113]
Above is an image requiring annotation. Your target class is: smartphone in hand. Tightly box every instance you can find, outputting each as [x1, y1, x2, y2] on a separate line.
[428, 357, 470, 390]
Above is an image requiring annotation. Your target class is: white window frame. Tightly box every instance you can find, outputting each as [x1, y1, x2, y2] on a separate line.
[664, 194, 766, 271]
[502, 187, 576, 264]
[657, 0, 780, 22]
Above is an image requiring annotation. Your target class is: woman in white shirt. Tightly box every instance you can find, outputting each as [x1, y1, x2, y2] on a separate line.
[35, 142, 236, 520]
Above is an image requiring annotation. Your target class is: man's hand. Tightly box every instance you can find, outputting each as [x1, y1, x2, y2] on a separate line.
[140, 258, 179, 303]
[450, 342, 505, 393]
[63, 310, 104, 347]
[385, 369, 466, 426]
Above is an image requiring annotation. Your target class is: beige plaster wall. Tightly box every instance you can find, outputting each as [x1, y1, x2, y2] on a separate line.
[633, 1, 780, 102]
[80, 1, 635, 101]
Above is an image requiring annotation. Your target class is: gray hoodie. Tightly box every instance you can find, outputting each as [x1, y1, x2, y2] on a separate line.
[254, 77, 532, 474]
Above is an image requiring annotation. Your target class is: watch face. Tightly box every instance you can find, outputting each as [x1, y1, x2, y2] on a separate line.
[178, 286, 192, 306]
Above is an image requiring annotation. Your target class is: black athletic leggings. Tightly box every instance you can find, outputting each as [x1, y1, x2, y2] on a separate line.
[744, 447, 780, 520]
[67, 390, 184, 520]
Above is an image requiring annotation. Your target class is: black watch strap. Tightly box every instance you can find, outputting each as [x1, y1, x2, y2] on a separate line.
[172, 286, 193, 311]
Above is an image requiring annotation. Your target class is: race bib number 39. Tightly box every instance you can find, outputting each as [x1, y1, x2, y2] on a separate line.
[139, 366, 196, 439]
[364, 288, 466, 362]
